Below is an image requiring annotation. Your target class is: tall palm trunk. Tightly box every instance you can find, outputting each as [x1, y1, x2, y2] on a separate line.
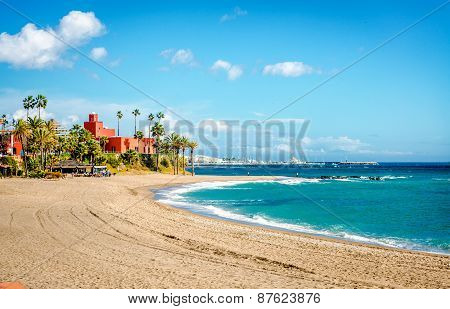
[40, 146, 44, 170]
[134, 117, 137, 135]
[190, 149, 194, 176]
[155, 143, 160, 172]
[173, 149, 176, 175]
[117, 119, 120, 136]
[20, 138, 28, 177]
[176, 149, 180, 174]
[182, 149, 186, 175]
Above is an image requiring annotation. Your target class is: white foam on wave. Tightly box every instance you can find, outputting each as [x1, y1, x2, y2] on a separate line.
[380, 175, 408, 180]
[276, 177, 322, 185]
[155, 179, 447, 255]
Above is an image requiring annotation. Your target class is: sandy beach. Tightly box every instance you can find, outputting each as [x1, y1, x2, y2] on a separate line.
[0, 174, 448, 289]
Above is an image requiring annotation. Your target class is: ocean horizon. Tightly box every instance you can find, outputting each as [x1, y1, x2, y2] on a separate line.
[156, 162, 450, 255]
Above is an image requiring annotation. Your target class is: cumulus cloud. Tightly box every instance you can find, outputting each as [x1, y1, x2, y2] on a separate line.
[170, 49, 195, 65]
[57, 11, 105, 45]
[220, 7, 247, 22]
[0, 11, 105, 69]
[263, 61, 314, 77]
[90, 47, 107, 60]
[211, 59, 243, 80]
[160, 48, 196, 66]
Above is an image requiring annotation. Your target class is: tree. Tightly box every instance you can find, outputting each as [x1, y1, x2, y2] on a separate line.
[188, 140, 198, 176]
[27, 116, 44, 160]
[116, 111, 123, 136]
[1, 114, 7, 131]
[156, 112, 165, 121]
[121, 149, 139, 165]
[165, 132, 181, 175]
[147, 113, 154, 138]
[180, 136, 189, 175]
[151, 122, 165, 172]
[23, 96, 34, 119]
[33, 127, 52, 170]
[13, 119, 30, 176]
[135, 130, 143, 152]
[35, 94, 48, 119]
[99, 136, 109, 152]
[42, 120, 57, 169]
[86, 139, 102, 164]
[132, 109, 140, 135]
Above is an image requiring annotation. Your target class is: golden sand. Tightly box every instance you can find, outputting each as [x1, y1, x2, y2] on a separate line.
[0, 174, 448, 288]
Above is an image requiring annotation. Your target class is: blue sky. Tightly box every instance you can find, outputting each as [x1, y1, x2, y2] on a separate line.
[0, 0, 449, 161]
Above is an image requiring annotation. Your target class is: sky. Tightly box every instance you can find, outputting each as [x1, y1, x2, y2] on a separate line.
[0, 0, 449, 161]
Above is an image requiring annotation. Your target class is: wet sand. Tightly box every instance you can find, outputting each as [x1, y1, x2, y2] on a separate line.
[0, 174, 448, 288]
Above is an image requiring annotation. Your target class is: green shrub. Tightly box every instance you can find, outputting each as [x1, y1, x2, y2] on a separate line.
[141, 154, 156, 169]
[106, 154, 121, 168]
[28, 170, 46, 178]
[121, 150, 139, 165]
[161, 156, 170, 168]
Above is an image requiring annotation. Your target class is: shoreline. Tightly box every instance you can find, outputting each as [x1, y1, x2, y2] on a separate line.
[0, 174, 449, 288]
[152, 180, 449, 257]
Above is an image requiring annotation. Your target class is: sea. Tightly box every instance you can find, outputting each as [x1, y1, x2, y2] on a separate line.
[155, 163, 450, 254]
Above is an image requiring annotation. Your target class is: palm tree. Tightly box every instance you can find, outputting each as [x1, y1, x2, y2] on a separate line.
[151, 122, 165, 172]
[135, 130, 143, 152]
[180, 136, 189, 175]
[147, 113, 154, 138]
[34, 94, 48, 119]
[1, 114, 6, 131]
[42, 120, 57, 168]
[13, 119, 30, 176]
[23, 96, 34, 119]
[165, 132, 181, 175]
[116, 111, 123, 136]
[188, 140, 198, 176]
[27, 116, 44, 159]
[157, 112, 165, 121]
[34, 127, 52, 170]
[132, 109, 140, 135]
[99, 136, 109, 152]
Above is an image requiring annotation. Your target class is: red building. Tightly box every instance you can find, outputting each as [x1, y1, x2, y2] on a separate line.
[83, 113, 155, 154]
[1, 130, 23, 157]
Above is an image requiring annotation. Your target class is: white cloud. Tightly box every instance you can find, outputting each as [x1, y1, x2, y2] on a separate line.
[171, 49, 194, 65]
[220, 7, 247, 22]
[211, 59, 243, 80]
[159, 48, 174, 58]
[302, 136, 369, 153]
[57, 11, 105, 45]
[0, 11, 105, 69]
[67, 114, 79, 123]
[109, 58, 121, 67]
[90, 47, 107, 60]
[263, 61, 314, 77]
[13, 108, 54, 121]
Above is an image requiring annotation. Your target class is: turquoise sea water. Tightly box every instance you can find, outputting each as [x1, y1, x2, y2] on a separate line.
[156, 163, 450, 254]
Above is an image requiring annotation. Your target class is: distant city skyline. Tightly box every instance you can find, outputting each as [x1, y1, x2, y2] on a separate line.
[1, 0, 449, 161]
